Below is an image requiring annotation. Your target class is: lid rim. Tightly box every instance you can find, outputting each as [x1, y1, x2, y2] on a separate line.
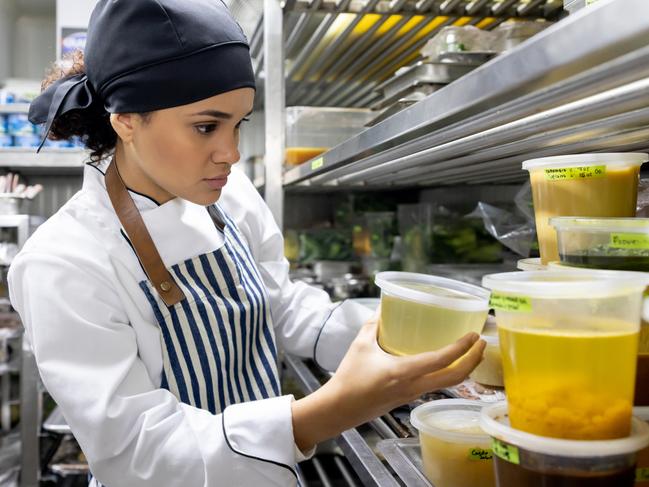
[551, 217, 649, 233]
[482, 271, 649, 298]
[522, 153, 648, 170]
[376, 271, 490, 311]
[480, 403, 649, 456]
[411, 399, 491, 443]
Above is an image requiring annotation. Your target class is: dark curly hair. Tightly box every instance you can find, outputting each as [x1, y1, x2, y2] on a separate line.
[41, 50, 117, 162]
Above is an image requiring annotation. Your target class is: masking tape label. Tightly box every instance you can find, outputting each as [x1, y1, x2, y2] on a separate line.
[610, 233, 649, 250]
[467, 448, 493, 461]
[492, 439, 520, 465]
[544, 165, 606, 181]
[490, 293, 532, 312]
[311, 157, 324, 170]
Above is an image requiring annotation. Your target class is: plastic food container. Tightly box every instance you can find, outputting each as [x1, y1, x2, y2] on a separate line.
[0, 134, 12, 147]
[469, 334, 504, 387]
[352, 212, 395, 259]
[517, 258, 547, 271]
[411, 399, 495, 487]
[522, 153, 647, 265]
[551, 217, 649, 271]
[546, 264, 649, 407]
[636, 407, 649, 486]
[375, 271, 489, 355]
[285, 107, 373, 166]
[481, 403, 649, 487]
[483, 270, 647, 439]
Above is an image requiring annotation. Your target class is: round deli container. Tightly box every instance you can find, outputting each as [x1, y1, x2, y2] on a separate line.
[411, 399, 495, 487]
[375, 272, 490, 355]
[483, 270, 647, 440]
[522, 153, 647, 265]
[481, 402, 649, 487]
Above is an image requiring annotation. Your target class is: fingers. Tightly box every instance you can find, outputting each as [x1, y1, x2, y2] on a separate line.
[412, 339, 487, 393]
[397, 332, 481, 378]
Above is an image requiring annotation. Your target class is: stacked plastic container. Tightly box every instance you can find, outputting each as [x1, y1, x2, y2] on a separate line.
[285, 107, 373, 166]
[0, 89, 83, 149]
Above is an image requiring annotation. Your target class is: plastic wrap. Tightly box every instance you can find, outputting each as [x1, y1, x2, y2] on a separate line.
[469, 183, 538, 257]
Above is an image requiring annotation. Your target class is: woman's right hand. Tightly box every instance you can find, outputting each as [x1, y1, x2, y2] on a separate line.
[291, 316, 486, 452]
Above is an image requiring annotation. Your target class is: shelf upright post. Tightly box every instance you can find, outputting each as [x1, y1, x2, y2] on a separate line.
[263, 0, 286, 230]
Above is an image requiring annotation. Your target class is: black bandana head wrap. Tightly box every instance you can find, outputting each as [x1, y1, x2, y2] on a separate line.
[29, 0, 255, 151]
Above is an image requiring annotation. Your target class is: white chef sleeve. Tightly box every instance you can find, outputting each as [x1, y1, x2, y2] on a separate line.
[8, 251, 300, 487]
[225, 170, 374, 371]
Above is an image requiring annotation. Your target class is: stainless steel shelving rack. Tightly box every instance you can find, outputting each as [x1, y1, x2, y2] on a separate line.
[258, 0, 564, 226]
[260, 0, 649, 224]
[257, 0, 649, 484]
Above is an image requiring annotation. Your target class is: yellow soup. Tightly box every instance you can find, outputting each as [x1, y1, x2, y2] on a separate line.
[285, 147, 328, 166]
[379, 282, 487, 355]
[420, 433, 495, 487]
[529, 165, 639, 264]
[499, 319, 638, 440]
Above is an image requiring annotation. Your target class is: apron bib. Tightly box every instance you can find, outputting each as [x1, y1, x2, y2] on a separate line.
[139, 204, 280, 413]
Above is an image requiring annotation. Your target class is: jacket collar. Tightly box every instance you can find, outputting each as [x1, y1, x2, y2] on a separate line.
[82, 161, 224, 270]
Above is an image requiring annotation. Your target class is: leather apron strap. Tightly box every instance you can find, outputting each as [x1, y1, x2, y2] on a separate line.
[105, 160, 185, 307]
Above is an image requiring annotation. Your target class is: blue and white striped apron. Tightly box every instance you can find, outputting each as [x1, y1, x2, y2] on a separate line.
[139, 204, 281, 412]
[91, 204, 285, 486]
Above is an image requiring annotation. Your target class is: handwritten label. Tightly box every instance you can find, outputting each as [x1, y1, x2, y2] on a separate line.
[490, 293, 532, 312]
[610, 233, 649, 250]
[544, 165, 606, 181]
[637, 468, 649, 481]
[311, 157, 324, 170]
[492, 439, 520, 465]
[468, 448, 493, 461]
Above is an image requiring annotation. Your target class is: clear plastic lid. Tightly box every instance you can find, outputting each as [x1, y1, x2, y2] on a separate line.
[635, 407, 649, 422]
[551, 217, 649, 234]
[482, 270, 649, 299]
[481, 403, 649, 457]
[375, 271, 490, 312]
[522, 153, 648, 171]
[411, 399, 490, 443]
[480, 334, 499, 346]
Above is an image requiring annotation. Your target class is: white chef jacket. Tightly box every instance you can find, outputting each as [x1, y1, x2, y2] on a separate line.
[8, 160, 372, 487]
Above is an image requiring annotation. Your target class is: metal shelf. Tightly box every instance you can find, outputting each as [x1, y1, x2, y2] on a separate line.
[283, 355, 401, 487]
[282, 0, 649, 189]
[252, 0, 561, 109]
[0, 104, 30, 114]
[0, 148, 87, 170]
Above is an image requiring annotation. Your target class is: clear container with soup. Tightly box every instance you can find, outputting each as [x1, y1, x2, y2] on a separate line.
[480, 403, 649, 487]
[483, 271, 647, 440]
[375, 272, 490, 355]
[547, 264, 649, 407]
[469, 334, 504, 387]
[522, 153, 647, 265]
[551, 217, 649, 271]
[285, 107, 374, 166]
[410, 399, 496, 487]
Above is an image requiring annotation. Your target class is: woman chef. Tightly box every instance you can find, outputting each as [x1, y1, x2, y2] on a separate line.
[8, 1, 485, 486]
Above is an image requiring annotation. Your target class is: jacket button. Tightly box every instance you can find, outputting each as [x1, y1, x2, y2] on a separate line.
[160, 281, 172, 292]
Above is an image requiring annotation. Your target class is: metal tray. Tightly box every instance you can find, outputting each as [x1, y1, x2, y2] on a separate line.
[372, 84, 442, 111]
[377, 438, 433, 487]
[367, 91, 430, 127]
[437, 51, 499, 65]
[376, 61, 476, 101]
